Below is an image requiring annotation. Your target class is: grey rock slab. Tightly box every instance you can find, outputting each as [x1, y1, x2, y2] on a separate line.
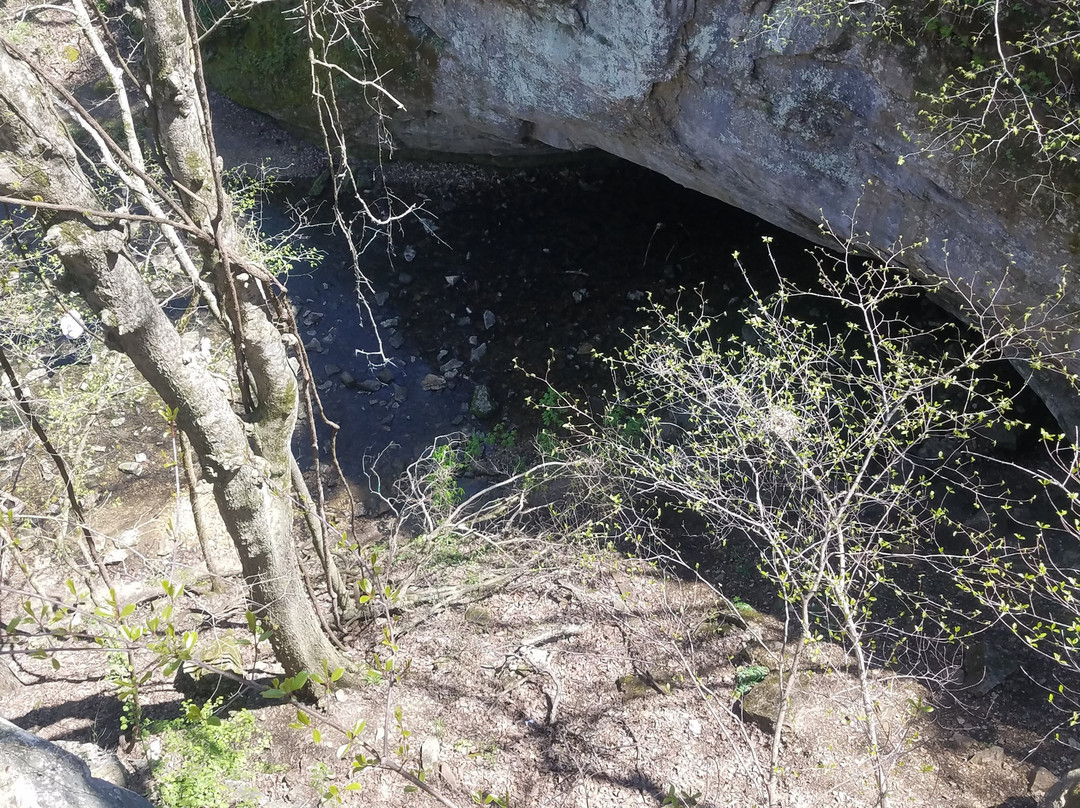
[0, 717, 152, 808]
[339, 371, 357, 389]
[358, 379, 383, 393]
[376, 368, 396, 384]
[116, 462, 141, 476]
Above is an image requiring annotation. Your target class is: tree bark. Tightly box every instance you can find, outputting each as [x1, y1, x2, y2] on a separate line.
[179, 431, 226, 593]
[0, 24, 351, 687]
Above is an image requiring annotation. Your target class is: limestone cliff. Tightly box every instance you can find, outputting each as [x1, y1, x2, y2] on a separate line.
[205, 0, 1080, 425]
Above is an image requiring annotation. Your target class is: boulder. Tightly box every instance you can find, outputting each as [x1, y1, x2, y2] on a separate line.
[0, 717, 151, 808]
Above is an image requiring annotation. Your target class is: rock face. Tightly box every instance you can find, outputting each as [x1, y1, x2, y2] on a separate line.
[1042, 768, 1080, 808]
[206, 0, 1080, 424]
[0, 718, 151, 808]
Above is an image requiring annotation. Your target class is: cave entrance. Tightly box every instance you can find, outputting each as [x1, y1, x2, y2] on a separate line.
[280, 156, 1049, 490]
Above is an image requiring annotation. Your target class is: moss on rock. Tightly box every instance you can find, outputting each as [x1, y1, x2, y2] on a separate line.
[201, 3, 438, 145]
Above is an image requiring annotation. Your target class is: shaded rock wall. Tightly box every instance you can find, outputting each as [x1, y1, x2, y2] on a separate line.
[0, 717, 150, 808]
[205, 0, 1080, 425]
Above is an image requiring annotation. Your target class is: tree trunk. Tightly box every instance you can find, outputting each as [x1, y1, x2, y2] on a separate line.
[0, 26, 351, 686]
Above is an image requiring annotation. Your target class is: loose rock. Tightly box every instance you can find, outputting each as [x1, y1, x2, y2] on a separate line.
[420, 737, 440, 774]
[441, 358, 464, 375]
[421, 374, 446, 391]
[968, 744, 1005, 768]
[1031, 766, 1058, 795]
[102, 548, 129, 565]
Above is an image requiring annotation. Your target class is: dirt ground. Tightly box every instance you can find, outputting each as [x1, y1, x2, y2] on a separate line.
[0, 476, 1072, 808]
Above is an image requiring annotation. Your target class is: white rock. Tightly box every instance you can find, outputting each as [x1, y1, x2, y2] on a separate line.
[59, 311, 86, 340]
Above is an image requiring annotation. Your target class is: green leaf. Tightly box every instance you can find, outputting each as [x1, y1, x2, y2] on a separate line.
[284, 671, 309, 693]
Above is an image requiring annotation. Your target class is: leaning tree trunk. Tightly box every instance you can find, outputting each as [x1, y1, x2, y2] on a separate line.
[0, 29, 350, 686]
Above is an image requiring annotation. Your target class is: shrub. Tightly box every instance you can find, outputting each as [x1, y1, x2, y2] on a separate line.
[149, 701, 275, 808]
[545, 233, 1043, 807]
